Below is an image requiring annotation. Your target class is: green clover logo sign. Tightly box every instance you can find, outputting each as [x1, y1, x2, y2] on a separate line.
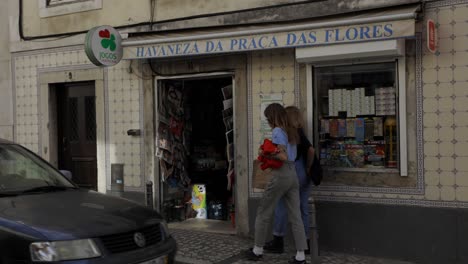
[85, 26, 123, 66]
[99, 29, 117, 51]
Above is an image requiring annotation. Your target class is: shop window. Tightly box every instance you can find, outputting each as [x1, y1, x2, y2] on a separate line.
[315, 62, 400, 173]
[39, 0, 102, 18]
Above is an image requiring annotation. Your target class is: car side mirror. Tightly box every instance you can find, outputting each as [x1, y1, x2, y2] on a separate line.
[60, 170, 72, 181]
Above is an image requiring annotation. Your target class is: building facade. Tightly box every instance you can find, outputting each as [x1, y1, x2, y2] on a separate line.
[0, 1, 13, 141]
[6, 0, 468, 263]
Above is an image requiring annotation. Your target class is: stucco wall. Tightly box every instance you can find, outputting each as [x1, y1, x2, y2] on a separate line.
[21, 0, 150, 37]
[0, 0, 13, 140]
[249, 49, 298, 195]
[422, 1, 468, 202]
[247, 0, 468, 210]
[12, 48, 145, 192]
[19, 0, 420, 38]
[20, 0, 308, 37]
[154, 0, 309, 22]
[248, 44, 424, 201]
[308, 0, 468, 209]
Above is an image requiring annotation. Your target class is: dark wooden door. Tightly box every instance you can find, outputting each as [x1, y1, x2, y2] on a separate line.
[57, 82, 97, 190]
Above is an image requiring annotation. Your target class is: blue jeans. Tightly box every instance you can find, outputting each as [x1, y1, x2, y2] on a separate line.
[272, 157, 311, 238]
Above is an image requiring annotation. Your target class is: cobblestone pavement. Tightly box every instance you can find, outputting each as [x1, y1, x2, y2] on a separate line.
[171, 228, 416, 264]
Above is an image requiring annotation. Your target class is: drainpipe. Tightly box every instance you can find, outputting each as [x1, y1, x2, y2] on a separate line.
[309, 197, 319, 263]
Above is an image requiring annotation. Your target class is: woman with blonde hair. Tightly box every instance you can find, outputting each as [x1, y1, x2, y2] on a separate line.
[264, 105, 314, 255]
[246, 103, 308, 264]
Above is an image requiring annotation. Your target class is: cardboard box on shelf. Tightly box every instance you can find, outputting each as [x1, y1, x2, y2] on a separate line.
[329, 119, 339, 138]
[338, 119, 347, 138]
[347, 119, 355, 137]
[321, 119, 330, 134]
[374, 117, 383, 137]
[355, 118, 365, 141]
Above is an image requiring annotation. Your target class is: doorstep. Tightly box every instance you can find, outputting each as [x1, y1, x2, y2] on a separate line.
[168, 218, 236, 235]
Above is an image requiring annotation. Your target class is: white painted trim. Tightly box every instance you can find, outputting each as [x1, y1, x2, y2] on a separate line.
[296, 39, 406, 63]
[398, 56, 408, 177]
[153, 77, 161, 211]
[154, 72, 234, 81]
[35, 65, 107, 193]
[153, 71, 235, 203]
[38, 0, 102, 18]
[306, 64, 313, 142]
[307, 56, 407, 176]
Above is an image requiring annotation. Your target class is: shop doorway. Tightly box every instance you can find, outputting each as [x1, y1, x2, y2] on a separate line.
[155, 75, 235, 233]
[56, 82, 98, 190]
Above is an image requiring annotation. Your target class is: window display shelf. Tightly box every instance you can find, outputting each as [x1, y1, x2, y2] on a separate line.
[324, 167, 399, 173]
[315, 62, 399, 173]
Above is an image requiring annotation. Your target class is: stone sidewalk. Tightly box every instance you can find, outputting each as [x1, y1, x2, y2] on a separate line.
[171, 228, 416, 264]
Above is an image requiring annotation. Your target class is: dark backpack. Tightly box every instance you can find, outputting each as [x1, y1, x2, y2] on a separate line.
[310, 154, 323, 186]
[298, 128, 323, 186]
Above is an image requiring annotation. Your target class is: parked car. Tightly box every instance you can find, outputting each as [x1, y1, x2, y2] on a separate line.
[0, 138, 176, 263]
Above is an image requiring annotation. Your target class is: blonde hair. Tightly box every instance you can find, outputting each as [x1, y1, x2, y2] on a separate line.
[264, 103, 299, 144]
[285, 106, 304, 129]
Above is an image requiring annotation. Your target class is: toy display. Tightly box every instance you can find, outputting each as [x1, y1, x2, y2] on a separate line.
[192, 184, 207, 219]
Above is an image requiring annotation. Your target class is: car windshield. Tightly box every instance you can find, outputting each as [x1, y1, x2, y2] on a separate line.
[0, 144, 75, 194]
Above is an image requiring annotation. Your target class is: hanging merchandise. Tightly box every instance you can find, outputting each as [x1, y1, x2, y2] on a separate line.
[158, 78, 235, 224]
[167, 85, 183, 115]
[160, 159, 174, 181]
[157, 81, 191, 191]
[222, 85, 233, 100]
[170, 117, 184, 138]
[158, 82, 168, 117]
[222, 84, 235, 193]
[227, 168, 235, 191]
[167, 177, 179, 188]
[157, 122, 172, 151]
[156, 148, 173, 164]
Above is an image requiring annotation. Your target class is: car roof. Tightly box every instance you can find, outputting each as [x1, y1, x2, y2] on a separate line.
[0, 138, 15, 144]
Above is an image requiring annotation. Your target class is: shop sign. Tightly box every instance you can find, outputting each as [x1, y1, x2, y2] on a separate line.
[85, 25, 123, 66]
[427, 19, 437, 53]
[124, 19, 415, 60]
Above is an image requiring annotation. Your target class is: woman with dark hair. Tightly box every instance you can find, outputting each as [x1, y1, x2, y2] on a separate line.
[265, 105, 314, 254]
[246, 103, 308, 264]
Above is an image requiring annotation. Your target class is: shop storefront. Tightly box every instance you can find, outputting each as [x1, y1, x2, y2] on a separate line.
[11, 0, 468, 262]
[117, 3, 421, 235]
[298, 39, 410, 182]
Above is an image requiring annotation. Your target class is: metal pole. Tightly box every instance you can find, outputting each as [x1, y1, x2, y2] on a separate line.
[146, 181, 154, 209]
[309, 197, 320, 263]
